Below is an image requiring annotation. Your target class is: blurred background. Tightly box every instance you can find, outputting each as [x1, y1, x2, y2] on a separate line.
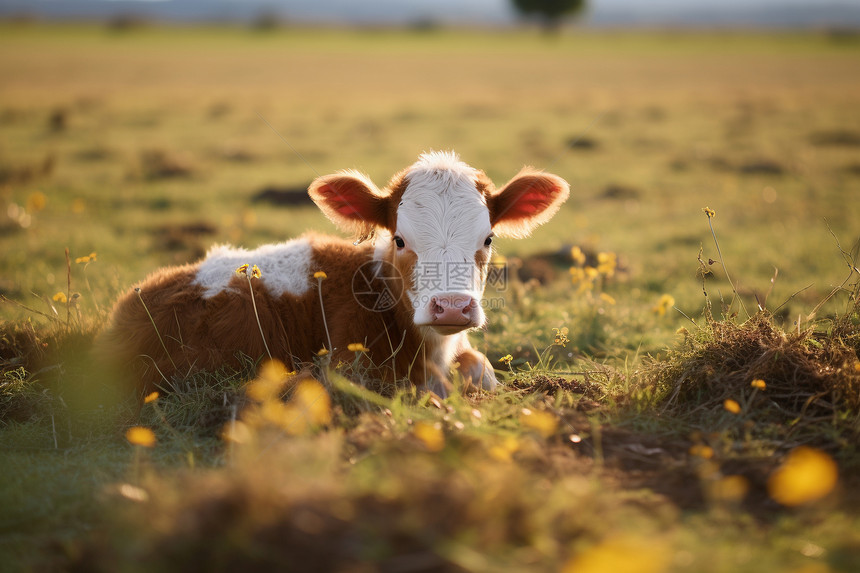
[1, 0, 859, 327]
[3, 0, 860, 28]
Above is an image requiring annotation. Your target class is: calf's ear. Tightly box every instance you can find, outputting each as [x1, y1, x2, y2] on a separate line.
[488, 168, 570, 238]
[309, 170, 392, 238]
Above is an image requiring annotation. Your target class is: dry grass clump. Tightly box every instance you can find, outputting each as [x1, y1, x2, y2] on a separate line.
[138, 149, 197, 180]
[646, 306, 860, 434]
[68, 429, 658, 573]
[0, 153, 55, 185]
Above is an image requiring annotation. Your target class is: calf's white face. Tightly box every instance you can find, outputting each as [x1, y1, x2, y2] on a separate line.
[393, 153, 492, 332]
[309, 151, 569, 335]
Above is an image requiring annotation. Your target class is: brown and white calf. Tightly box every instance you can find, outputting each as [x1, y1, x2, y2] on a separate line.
[100, 151, 569, 397]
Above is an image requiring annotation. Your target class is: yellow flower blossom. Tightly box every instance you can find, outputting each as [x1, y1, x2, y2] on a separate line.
[288, 379, 332, 429]
[570, 245, 586, 266]
[768, 447, 838, 506]
[314, 271, 327, 280]
[499, 354, 513, 365]
[260, 379, 332, 435]
[703, 206, 716, 218]
[75, 252, 97, 264]
[723, 399, 741, 414]
[751, 379, 766, 390]
[317, 348, 330, 356]
[413, 421, 445, 452]
[52, 292, 67, 304]
[221, 420, 254, 444]
[235, 263, 261, 279]
[246, 359, 291, 402]
[689, 444, 714, 459]
[553, 327, 570, 347]
[652, 294, 675, 316]
[710, 475, 750, 503]
[143, 391, 159, 404]
[519, 408, 558, 438]
[347, 343, 370, 353]
[562, 536, 671, 573]
[596, 252, 617, 277]
[599, 293, 616, 305]
[125, 426, 156, 448]
[488, 435, 520, 462]
[27, 191, 47, 212]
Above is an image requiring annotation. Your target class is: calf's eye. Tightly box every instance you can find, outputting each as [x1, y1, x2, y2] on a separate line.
[484, 236, 493, 247]
[394, 236, 406, 249]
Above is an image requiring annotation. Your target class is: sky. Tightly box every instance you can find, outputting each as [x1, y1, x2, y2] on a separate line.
[5, 0, 860, 27]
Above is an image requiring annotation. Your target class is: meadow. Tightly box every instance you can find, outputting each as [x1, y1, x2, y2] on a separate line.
[1, 22, 859, 572]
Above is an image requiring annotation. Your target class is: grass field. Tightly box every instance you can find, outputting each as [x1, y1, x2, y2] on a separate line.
[1, 22, 859, 572]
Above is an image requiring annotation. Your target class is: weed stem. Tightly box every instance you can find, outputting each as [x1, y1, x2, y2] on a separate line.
[246, 277, 272, 361]
[135, 288, 178, 371]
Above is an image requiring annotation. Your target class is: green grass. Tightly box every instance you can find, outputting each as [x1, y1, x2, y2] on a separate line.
[1, 23, 860, 572]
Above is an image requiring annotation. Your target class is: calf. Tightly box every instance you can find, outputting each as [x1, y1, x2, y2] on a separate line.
[100, 151, 569, 397]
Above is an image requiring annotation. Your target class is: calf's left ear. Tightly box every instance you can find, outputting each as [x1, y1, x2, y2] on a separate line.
[309, 170, 392, 238]
[488, 168, 570, 238]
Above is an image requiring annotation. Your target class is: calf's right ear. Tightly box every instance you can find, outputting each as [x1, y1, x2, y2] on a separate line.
[309, 170, 392, 238]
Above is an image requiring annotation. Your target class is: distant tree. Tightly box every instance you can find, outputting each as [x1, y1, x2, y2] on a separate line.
[511, 0, 587, 32]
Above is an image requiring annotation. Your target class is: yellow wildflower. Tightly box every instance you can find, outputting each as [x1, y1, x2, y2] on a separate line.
[488, 435, 520, 462]
[246, 359, 291, 402]
[723, 399, 741, 414]
[221, 420, 254, 444]
[75, 252, 97, 264]
[751, 379, 767, 390]
[562, 536, 671, 573]
[235, 263, 261, 279]
[768, 447, 838, 506]
[317, 348, 330, 356]
[599, 293, 616, 305]
[596, 252, 617, 277]
[553, 327, 570, 347]
[710, 475, 750, 503]
[570, 245, 586, 266]
[143, 391, 159, 404]
[314, 271, 327, 280]
[289, 379, 332, 428]
[52, 292, 67, 304]
[519, 408, 558, 438]
[652, 294, 675, 316]
[703, 206, 716, 218]
[125, 426, 156, 448]
[347, 343, 370, 353]
[27, 191, 47, 212]
[689, 444, 714, 459]
[584, 266, 599, 281]
[499, 354, 513, 365]
[413, 421, 445, 452]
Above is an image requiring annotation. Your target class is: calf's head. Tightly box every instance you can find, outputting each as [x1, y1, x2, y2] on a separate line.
[309, 151, 569, 335]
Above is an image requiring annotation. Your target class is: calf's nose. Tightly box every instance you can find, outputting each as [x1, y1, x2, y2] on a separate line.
[430, 295, 473, 326]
